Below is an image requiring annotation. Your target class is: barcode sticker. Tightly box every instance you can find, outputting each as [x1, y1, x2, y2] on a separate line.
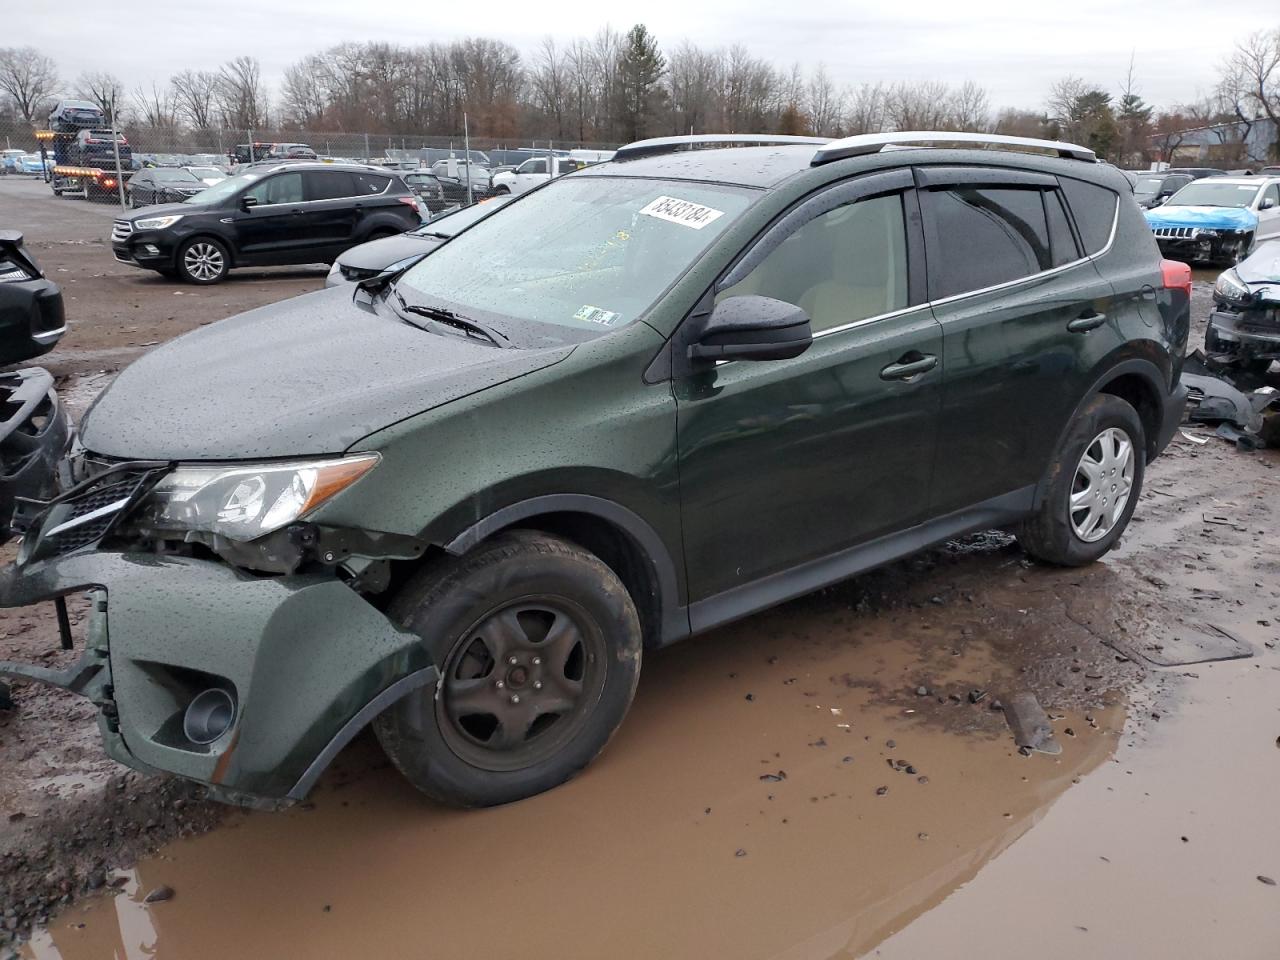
[639, 196, 725, 229]
[574, 305, 621, 326]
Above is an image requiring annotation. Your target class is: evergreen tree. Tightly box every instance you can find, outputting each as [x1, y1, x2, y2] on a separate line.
[618, 25, 666, 141]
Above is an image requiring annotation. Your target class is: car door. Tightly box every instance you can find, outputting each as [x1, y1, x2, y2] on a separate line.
[129, 171, 152, 205]
[512, 158, 548, 194]
[231, 171, 306, 262]
[1256, 182, 1280, 242]
[918, 167, 1121, 517]
[673, 170, 942, 611]
[301, 170, 360, 257]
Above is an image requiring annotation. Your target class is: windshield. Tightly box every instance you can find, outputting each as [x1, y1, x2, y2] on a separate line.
[1134, 178, 1166, 197]
[155, 169, 201, 183]
[397, 176, 753, 334]
[187, 167, 225, 180]
[182, 172, 260, 205]
[1167, 181, 1261, 208]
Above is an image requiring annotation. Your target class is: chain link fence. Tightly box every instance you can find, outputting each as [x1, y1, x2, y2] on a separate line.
[0, 114, 617, 211]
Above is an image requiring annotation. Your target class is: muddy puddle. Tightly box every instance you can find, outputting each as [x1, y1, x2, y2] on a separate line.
[21, 566, 1128, 960]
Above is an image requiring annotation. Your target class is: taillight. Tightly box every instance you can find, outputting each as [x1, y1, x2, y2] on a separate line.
[1161, 259, 1192, 299]
[103, 178, 116, 188]
[397, 197, 418, 210]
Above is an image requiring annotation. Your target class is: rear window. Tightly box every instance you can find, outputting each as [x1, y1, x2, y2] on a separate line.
[1058, 178, 1118, 256]
[354, 173, 391, 194]
[926, 186, 1056, 298]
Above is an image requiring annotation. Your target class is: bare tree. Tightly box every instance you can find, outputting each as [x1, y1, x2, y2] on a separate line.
[946, 81, 990, 131]
[845, 82, 886, 135]
[885, 80, 951, 130]
[806, 64, 844, 136]
[531, 37, 569, 138]
[993, 108, 1048, 138]
[1222, 28, 1280, 129]
[0, 47, 58, 123]
[217, 56, 268, 130]
[75, 72, 127, 124]
[133, 82, 178, 131]
[171, 70, 221, 130]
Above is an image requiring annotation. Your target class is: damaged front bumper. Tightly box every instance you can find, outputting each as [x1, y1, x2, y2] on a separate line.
[0, 548, 436, 808]
[1152, 228, 1251, 265]
[1206, 306, 1280, 360]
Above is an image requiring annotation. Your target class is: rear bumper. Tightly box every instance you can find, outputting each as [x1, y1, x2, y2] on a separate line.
[0, 549, 435, 807]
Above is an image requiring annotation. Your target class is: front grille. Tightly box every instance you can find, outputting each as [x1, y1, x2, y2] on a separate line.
[36, 468, 154, 557]
[111, 220, 133, 243]
[1152, 226, 1199, 240]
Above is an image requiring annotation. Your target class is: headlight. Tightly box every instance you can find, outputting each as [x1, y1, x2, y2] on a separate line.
[132, 454, 379, 541]
[1214, 268, 1250, 304]
[327, 260, 342, 277]
[134, 214, 184, 230]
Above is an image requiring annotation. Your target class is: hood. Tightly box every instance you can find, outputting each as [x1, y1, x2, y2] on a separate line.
[337, 233, 438, 273]
[121, 200, 194, 222]
[1145, 205, 1258, 231]
[1236, 239, 1280, 287]
[79, 286, 572, 460]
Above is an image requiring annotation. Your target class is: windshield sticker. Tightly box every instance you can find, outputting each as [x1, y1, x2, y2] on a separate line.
[574, 305, 621, 326]
[639, 196, 725, 230]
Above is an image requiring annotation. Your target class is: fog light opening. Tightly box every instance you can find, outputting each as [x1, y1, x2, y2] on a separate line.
[183, 688, 235, 745]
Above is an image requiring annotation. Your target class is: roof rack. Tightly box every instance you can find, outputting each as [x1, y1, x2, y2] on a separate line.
[811, 132, 1096, 165]
[613, 134, 830, 162]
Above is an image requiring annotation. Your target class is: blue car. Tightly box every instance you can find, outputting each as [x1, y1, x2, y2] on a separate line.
[1, 149, 26, 174]
[1145, 176, 1280, 265]
[18, 154, 50, 176]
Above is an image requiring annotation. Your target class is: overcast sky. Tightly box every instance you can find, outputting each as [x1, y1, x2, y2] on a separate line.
[10, 0, 1278, 112]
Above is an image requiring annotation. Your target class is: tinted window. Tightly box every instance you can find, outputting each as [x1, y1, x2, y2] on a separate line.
[1045, 190, 1079, 267]
[353, 173, 391, 195]
[519, 159, 548, 175]
[244, 172, 303, 205]
[306, 171, 355, 201]
[717, 193, 908, 333]
[927, 187, 1053, 298]
[1059, 178, 1118, 255]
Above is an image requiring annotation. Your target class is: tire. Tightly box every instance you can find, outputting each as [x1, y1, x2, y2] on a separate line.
[176, 236, 230, 284]
[1016, 394, 1145, 567]
[1223, 233, 1254, 266]
[492, 186, 510, 195]
[374, 530, 643, 807]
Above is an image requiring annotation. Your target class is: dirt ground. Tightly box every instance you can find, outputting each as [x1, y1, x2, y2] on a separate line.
[2, 177, 1279, 959]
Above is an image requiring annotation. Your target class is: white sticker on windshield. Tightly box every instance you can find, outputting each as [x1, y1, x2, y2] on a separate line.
[639, 195, 725, 230]
[574, 305, 621, 326]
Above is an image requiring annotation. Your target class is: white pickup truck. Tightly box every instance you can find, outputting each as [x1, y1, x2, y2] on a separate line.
[488, 156, 583, 196]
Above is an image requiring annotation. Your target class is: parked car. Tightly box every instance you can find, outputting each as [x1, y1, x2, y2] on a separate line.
[1129, 171, 1195, 209]
[400, 171, 449, 212]
[18, 154, 49, 176]
[420, 148, 491, 169]
[1, 149, 26, 174]
[1207, 239, 1280, 375]
[1259, 166, 1280, 177]
[427, 159, 491, 198]
[185, 165, 229, 186]
[326, 196, 513, 285]
[0, 230, 67, 363]
[127, 168, 209, 206]
[75, 129, 131, 166]
[0, 132, 1191, 812]
[110, 162, 426, 283]
[489, 155, 583, 196]
[1146, 176, 1280, 264]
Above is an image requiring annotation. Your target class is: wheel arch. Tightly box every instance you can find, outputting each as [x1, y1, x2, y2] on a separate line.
[442, 495, 688, 649]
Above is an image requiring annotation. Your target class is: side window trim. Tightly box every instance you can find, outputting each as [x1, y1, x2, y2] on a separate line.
[918, 175, 1119, 307]
[718, 168, 915, 291]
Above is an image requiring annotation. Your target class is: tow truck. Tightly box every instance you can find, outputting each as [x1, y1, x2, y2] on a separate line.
[36, 105, 132, 203]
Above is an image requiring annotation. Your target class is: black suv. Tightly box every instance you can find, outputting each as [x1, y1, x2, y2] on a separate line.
[110, 162, 426, 283]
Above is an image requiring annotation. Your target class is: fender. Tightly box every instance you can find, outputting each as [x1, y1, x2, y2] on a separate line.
[442, 493, 689, 645]
[1033, 354, 1169, 510]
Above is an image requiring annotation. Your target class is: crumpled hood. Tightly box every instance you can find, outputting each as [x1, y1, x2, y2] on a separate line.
[1236, 239, 1280, 287]
[1145, 205, 1258, 231]
[80, 287, 571, 460]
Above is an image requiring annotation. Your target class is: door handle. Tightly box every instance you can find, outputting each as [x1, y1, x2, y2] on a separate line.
[291, 208, 305, 215]
[880, 354, 938, 381]
[1067, 311, 1107, 333]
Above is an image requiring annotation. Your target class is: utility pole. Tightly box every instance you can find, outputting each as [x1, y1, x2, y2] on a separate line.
[109, 93, 126, 210]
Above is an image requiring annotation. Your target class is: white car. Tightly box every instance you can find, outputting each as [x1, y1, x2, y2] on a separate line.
[1145, 176, 1280, 265]
[489, 155, 584, 196]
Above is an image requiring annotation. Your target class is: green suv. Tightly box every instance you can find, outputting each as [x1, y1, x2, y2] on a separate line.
[0, 133, 1190, 809]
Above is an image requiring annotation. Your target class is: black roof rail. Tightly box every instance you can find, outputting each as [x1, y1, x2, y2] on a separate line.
[811, 132, 1097, 165]
[614, 134, 831, 162]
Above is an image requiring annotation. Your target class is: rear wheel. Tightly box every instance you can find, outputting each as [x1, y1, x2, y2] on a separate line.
[1017, 394, 1145, 566]
[375, 531, 642, 807]
[176, 237, 229, 284]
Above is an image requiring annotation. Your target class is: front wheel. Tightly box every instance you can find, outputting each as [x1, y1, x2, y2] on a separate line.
[375, 531, 642, 807]
[1017, 394, 1145, 566]
[176, 236, 229, 284]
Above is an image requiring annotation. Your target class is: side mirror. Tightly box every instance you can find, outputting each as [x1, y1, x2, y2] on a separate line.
[1261, 198, 1277, 211]
[240, 195, 258, 210]
[689, 295, 812, 363]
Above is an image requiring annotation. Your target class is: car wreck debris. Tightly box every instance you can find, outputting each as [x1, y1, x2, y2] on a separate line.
[1180, 351, 1280, 449]
[1002, 692, 1062, 755]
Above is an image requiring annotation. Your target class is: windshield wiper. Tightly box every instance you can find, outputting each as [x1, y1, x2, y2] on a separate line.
[391, 290, 508, 347]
